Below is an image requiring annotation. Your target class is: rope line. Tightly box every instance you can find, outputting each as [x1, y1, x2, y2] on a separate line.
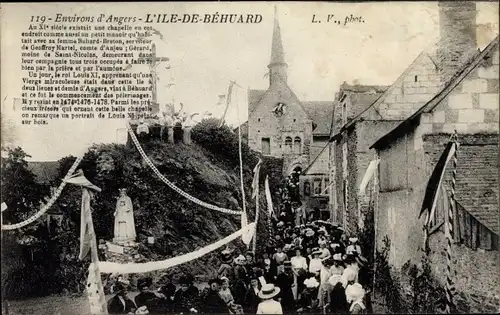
[2, 121, 102, 231]
[126, 122, 242, 216]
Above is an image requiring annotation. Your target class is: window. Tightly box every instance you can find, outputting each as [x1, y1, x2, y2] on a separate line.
[258, 118, 261, 122]
[313, 178, 322, 195]
[341, 101, 347, 125]
[293, 137, 302, 154]
[285, 137, 292, 153]
[304, 181, 311, 196]
[261, 138, 271, 155]
[293, 119, 296, 122]
[414, 75, 418, 82]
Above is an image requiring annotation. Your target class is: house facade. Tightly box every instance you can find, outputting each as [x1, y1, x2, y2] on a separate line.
[371, 32, 499, 313]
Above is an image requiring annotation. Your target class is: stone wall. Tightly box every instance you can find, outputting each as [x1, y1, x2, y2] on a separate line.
[377, 53, 442, 120]
[420, 45, 499, 135]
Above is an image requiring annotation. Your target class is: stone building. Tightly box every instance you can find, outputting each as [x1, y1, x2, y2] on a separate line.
[371, 34, 499, 312]
[328, 83, 400, 235]
[328, 2, 487, 235]
[241, 8, 334, 215]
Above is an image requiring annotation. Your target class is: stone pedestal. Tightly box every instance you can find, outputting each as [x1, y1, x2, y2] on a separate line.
[183, 127, 192, 144]
[168, 127, 174, 144]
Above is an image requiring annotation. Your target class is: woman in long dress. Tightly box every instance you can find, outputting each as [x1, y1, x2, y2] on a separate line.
[114, 189, 136, 243]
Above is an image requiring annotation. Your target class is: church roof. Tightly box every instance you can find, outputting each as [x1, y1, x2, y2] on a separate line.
[248, 89, 266, 114]
[303, 101, 335, 136]
[269, 6, 286, 66]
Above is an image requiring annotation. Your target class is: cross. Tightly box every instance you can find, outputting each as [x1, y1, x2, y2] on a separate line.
[137, 43, 169, 115]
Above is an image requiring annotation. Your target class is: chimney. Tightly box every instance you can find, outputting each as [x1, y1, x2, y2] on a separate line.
[437, 1, 477, 80]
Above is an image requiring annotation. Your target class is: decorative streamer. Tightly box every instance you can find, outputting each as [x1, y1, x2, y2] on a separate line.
[445, 132, 459, 314]
[99, 223, 256, 274]
[126, 122, 242, 215]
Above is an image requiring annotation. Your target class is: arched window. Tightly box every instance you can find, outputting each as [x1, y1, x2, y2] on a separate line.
[294, 137, 301, 154]
[285, 137, 292, 153]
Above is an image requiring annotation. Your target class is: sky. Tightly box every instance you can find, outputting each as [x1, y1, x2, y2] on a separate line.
[1, 2, 498, 161]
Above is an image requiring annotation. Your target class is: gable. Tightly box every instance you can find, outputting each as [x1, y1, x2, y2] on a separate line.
[249, 76, 311, 123]
[248, 89, 266, 115]
[376, 53, 442, 120]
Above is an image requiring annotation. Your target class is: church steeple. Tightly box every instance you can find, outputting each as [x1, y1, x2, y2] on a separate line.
[268, 6, 288, 86]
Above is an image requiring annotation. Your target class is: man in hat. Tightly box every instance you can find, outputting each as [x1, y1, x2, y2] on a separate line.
[297, 277, 320, 313]
[232, 255, 248, 306]
[218, 250, 235, 279]
[174, 275, 200, 313]
[157, 273, 176, 313]
[201, 278, 230, 314]
[355, 255, 372, 313]
[256, 284, 283, 314]
[244, 275, 262, 314]
[135, 277, 161, 311]
[275, 261, 295, 312]
[107, 280, 137, 314]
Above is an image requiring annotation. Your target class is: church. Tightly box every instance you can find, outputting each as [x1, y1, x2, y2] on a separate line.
[240, 8, 334, 218]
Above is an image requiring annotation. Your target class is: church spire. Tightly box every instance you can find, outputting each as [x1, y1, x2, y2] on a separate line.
[268, 5, 287, 85]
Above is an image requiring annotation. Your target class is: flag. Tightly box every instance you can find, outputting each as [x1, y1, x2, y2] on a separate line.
[218, 81, 235, 128]
[252, 159, 263, 199]
[63, 170, 101, 260]
[216, 94, 226, 107]
[420, 141, 457, 222]
[264, 176, 275, 219]
[359, 159, 380, 195]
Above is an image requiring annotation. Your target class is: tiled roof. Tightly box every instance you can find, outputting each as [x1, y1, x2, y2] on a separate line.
[454, 144, 499, 235]
[27, 161, 60, 184]
[340, 82, 388, 94]
[248, 89, 266, 114]
[303, 101, 335, 136]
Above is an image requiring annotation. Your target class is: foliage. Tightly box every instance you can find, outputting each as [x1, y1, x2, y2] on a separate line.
[358, 199, 375, 290]
[373, 236, 408, 313]
[2, 124, 285, 298]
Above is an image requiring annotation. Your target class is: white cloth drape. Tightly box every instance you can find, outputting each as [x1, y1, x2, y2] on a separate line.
[99, 223, 255, 274]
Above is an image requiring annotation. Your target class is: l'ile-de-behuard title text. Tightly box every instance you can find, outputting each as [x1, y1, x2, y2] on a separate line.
[19, 13, 263, 126]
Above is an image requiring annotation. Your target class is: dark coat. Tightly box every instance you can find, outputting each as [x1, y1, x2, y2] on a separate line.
[174, 285, 200, 313]
[201, 289, 230, 314]
[107, 294, 137, 314]
[275, 271, 295, 311]
[329, 282, 349, 314]
[135, 291, 159, 308]
[243, 286, 261, 314]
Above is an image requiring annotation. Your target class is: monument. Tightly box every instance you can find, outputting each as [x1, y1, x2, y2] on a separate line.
[113, 188, 136, 245]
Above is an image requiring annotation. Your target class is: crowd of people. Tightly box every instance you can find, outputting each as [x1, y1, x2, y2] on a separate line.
[107, 207, 373, 314]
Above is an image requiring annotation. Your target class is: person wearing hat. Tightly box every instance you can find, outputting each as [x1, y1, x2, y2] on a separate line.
[330, 253, 345, 278]
[272, 246, 289, 271]
[218, 250, 235, 280]
[318, 241, 331, 259]
[348, 237, 362, 255]
[297, 277, 320, 313]
[346, 283, 366, 314]
[355, 255, 373, 313]
[243, 275, 262, 314]
[173, 275, 200, 314]
[308, 248, 323, 276]
[232, 255, 248, 306]
[107, 280, 137, 314]
[318, 257, 334, 309]
[134, 277, 160, 312]
[256, 284, 283, 314]
[201, 278, 230, 314]
[157, 273, 176, 313]
[328, 274, 349, 314]
[291, 248, 308, 299]
[275, 261, 295, 312]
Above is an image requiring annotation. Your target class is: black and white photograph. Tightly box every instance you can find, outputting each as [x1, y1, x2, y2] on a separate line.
[1, 1, 499, 314]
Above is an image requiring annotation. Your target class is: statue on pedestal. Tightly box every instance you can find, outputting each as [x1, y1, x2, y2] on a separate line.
[113, 188, 136, 245]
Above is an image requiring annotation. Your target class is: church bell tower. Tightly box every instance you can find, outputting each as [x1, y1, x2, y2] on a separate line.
[268, 6, 288, 86]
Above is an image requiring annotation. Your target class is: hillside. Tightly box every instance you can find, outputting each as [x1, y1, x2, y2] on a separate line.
[1, 122, 284, 298]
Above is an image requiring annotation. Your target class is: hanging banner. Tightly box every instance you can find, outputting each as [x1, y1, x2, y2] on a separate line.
[265, 176, 275, 219]
[359, 159, 380, 195]
[99, 223, 256, 274]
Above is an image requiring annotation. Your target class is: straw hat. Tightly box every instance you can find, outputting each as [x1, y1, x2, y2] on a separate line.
[346, 283, 365, 303]
[305, 228, 315, 237]
[136, 306, 150, 315]
[258, 284, 281, 299]
[304, 277, 320, 289]
[311, 248, 322, 256]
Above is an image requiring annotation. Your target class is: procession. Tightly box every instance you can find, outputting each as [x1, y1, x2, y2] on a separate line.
[2, 2, 499, 315]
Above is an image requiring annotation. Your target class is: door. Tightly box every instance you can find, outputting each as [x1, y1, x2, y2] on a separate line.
[261, 138, 271, 155]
